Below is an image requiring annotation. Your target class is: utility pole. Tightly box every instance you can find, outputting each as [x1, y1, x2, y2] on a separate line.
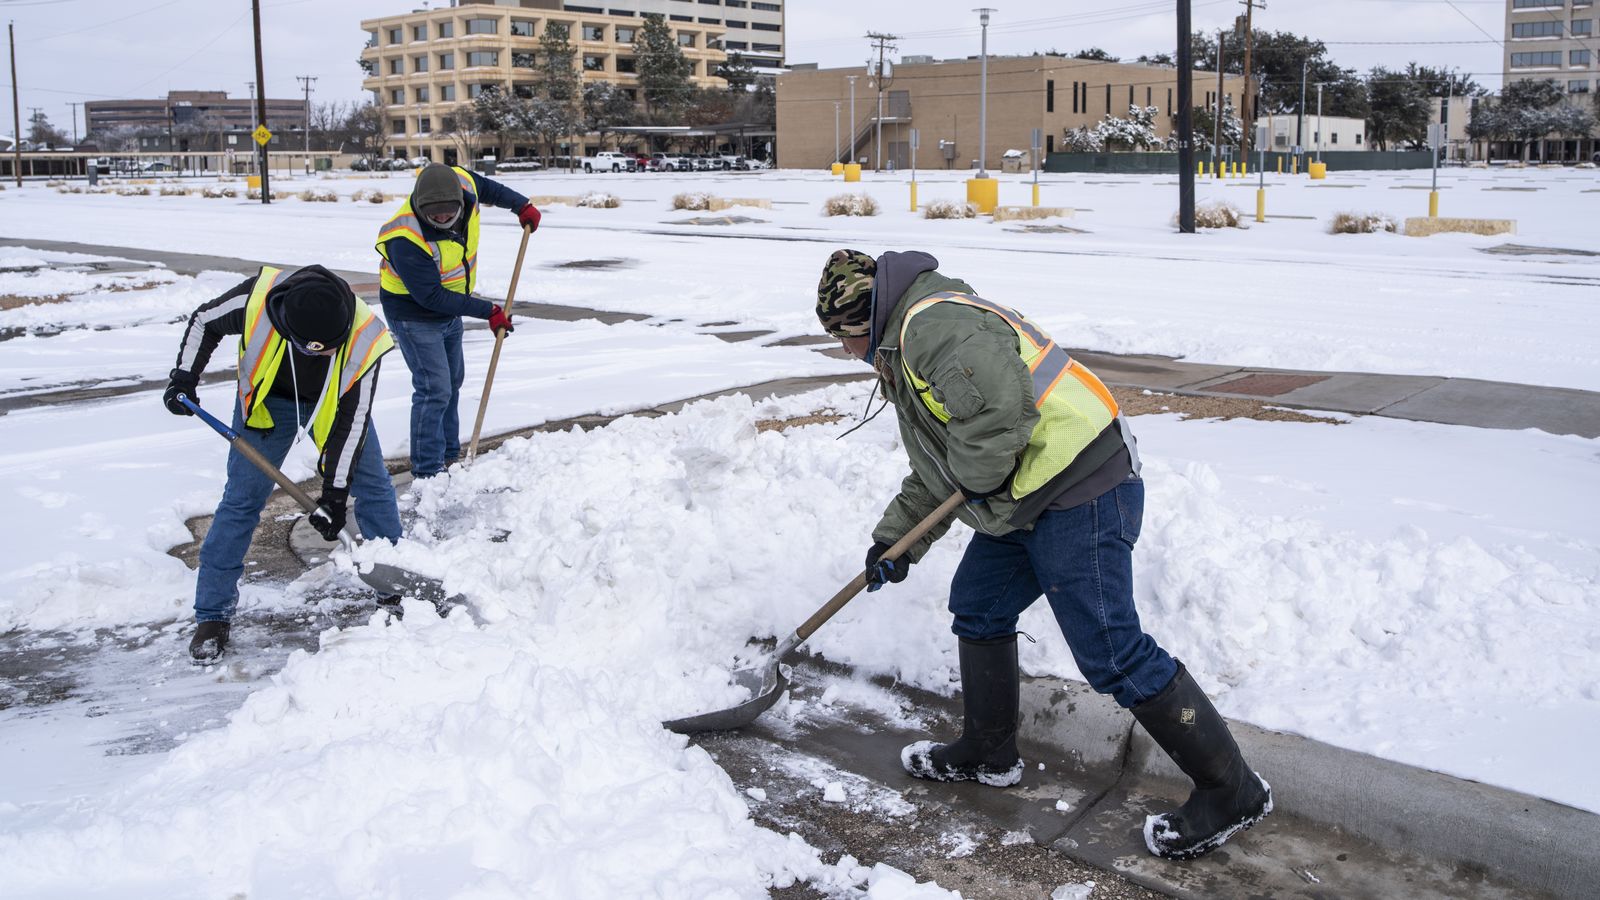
[68, 101, 80, 144]
[1214, 29, 1225, 177]
[1238, 0, 1263, 163]
[296, 75, 317, 174]
[251, 0, 270, 203]
[1296, 57, 1307, 151]
[8, 22, 19, 186]
[865, 31, 898, 172]
[1177, 0, 1195, 232]
[974, 8, 995, 177]
[846, 74, 857, 164]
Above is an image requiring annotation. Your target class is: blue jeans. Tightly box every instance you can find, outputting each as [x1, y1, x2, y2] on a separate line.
[948, 478, 1176, 708]
[194, 395, 402, 622]
[385, 315, 465, 477]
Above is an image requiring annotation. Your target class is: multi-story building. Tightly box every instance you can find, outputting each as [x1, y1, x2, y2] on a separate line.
[777, 56, 1248, 171]
[574, 0, 786, 71]
[360, 0, 728, 163]
[1503, 0, 1598, 159]
[84, 91, 306, 152]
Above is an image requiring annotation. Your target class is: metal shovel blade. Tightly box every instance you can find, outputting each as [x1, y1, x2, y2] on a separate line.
[663, 659, 790, 734]
[353, 562, 455, 608]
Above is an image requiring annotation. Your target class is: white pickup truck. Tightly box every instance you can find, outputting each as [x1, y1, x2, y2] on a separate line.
[582, 151, 634, 173]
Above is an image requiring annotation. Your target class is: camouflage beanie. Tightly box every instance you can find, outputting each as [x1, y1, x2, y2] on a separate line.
[815, 249, 877, 338]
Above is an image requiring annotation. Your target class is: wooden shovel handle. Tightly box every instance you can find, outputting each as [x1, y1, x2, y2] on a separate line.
[466, 224, 532, 464]
[794, 490, 965, 643]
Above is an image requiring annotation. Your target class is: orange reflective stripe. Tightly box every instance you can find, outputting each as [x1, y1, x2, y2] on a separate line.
[1067, 361, 1120, 415]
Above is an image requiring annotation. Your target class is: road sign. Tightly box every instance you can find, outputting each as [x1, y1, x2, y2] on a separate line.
[1426, 123, 1444, 150]
[909, 128, 920, 150]
[252, 125, 272, 147]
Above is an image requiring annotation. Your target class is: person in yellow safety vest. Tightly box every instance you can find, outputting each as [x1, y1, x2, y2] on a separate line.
[813, 249, 1272, 861]
[163, 265, 402, 662]
[375, 163, 541, 479]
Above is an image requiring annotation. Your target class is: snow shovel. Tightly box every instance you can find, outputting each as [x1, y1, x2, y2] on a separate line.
[664, 489, 966, 734]
[177, 394, 451, 606]
[465, 223, 532, 465]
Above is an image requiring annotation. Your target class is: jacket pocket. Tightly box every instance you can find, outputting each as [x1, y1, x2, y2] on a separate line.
[927, 363, 986, 420]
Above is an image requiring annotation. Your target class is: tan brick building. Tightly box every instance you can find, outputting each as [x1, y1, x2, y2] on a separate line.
[777, 56, 1248, 171]
[361, 0, 727, 163]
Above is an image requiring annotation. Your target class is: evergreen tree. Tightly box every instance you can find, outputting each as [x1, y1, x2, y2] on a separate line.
[1366, 66, 1431, 150]
[637, 14, 694, 117]
[716, 52, 756, 93]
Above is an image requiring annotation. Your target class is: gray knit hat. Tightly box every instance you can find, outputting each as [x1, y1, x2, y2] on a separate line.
[412, 163, 464, 228]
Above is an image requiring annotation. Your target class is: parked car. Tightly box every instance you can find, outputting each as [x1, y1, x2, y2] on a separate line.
[688, 155, 714, 171]
[582, 151, 634, 173]
[350, 157, 373, 172]
[138, 161, 174, 173]
[717, 154, 744, 170]
[653, 152, 689, 171]
[632, 153, 653, 171]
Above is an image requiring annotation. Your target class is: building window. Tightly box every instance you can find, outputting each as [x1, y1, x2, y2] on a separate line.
[1046, 133, 1053, 154]
[388, 27, 403, 44]
[1571, 79, 1591, 92]
[566, 4, 602, 12]
[616, 56, 637, 74]
[1575, 19, 1595, 35]
[511, 19, 536, 37]
[366, 30, 378, 48]
[609, 9, 638, 17]
[725, 19, 747, 28]
[1510, 51, 1562, 67]
[1512, 0, 1562, 7]
[413, 55, 428, 73]
[670, 15, 692, 22]
[389, 58, 404, 75]
[412, 24, 428, 41]
[726, 0, 747, 6]
[724, 40, 747, 50]
[699, 17, 721, 24]
[698, 0, 720, 4]
[1573, 49, 1592, 65]
[678, 32, 697, 47]
[390, 88, 404, 105]
[1355, 134, 1362, 145]
[415, 86, 430, 103]
[419, 117, 432, 133]
[752, 21, 780, 30]
[467, 51, 499, 67]
[439, 52, 455, 69]
[1104, 84, 1111, 113]
[468, 83, 496, 99]
[751, 42, 780, 51]
[1046, 79, 1054, 113]
[1128, 85, 1134, 106]
[391, 118, 406, 135]
[438, 21, 454, 38]
[583, 24, 605, 41]
[752, 1, 781, 9]
[1167, 87, 1173, 114]
[583, 54, 605, 71]
[1146, 86, 1152, 106]
[466, 18, 497, 35]
[1331, 132, 1338, 144]
[440, 84, 456, 101]
[617, 26, 636, 42]
[1512, 20, 1563, 38]
[513, 51, 537, 68]
[547, 22, 570, 40]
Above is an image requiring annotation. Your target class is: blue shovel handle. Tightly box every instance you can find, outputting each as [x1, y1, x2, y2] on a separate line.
[176, 393, 239, 441]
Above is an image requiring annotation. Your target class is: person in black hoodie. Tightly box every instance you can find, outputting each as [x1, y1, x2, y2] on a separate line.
[163, 265, 401, 662]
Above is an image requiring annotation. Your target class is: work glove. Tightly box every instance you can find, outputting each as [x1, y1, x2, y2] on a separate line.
[959, 481, 1006, 503]
[309, 488, 348, 542]
[163, 370, 199, 416]
[865, 541, 910, 592]
[488, 306, 514, 336]
[517, 202, 542, 232]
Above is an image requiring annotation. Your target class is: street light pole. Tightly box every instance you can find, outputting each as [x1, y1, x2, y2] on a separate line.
[296, 75, 316, 174]
[846, 75, 858, 164]
[833, 100, 841, 165]
[1315, 81, 1324, 162]
[1296, 57, 1307, 151]
[974, 7, 995, 177]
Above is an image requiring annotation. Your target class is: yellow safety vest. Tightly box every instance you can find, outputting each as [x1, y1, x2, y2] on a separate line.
[237, 265, 395, 448]
[375, 166, 481, 296]
[900, 291, 1120, 499]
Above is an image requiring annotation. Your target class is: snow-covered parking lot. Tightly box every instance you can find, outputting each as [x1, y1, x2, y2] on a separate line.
[0, 166, 1596, 897]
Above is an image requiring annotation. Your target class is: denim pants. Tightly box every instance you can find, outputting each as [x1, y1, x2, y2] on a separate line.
[385, 315, 465, 477]
[194, 395, 403, 622]
[947, 478, 1177, 708]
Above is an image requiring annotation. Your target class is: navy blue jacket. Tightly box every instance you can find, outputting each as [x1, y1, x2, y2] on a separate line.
[379, 172, 530, 322]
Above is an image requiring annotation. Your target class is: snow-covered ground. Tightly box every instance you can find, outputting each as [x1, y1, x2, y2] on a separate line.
[0, 167, 1597, 897]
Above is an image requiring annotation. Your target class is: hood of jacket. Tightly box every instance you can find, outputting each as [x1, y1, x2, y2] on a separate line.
[867, 250, 940, 356]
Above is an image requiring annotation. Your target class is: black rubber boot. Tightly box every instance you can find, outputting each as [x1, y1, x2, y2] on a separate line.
[902, 635, 1023, 787]
[1131, 662, 1273, 860]
[377, 595, 404, 619]
[189, 620, 231, 663]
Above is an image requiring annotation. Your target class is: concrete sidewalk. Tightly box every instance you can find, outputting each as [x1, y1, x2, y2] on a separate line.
[6, 235, 1596, 439]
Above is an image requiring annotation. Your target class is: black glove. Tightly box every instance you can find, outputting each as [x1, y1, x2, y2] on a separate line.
[163, 370, 199, 416]
[309, 489, 348, 542]
[959, 481, 1007, 502]
[865, 541, 911, 592]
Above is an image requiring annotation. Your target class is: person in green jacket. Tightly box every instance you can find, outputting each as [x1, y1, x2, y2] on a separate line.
[814, 248, 1272, 861]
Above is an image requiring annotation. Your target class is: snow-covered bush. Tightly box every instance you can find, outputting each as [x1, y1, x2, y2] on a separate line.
[672, 191, 715, 211]
[56, 185, 83, 194]
[1329, 211, 1398, 234]
[1503, 160, 1527, 169]
[246, 188, 291, 200]
[297, 188, 339, 202]
[351, 189, 389, 204]
[823, 193, 879, 217]
[1178, 200, 1244, 229]
[203, 185, 238, 199]
[1578, 162, 1597, 169]
[45, 179, 66, 188]
[923, 199, 978, 220]
[116, 185, 151, 196]
[159, 186, 190, 197]
[1061, 126, 1103, 153]
[576, 192, 621, 208]
[1098, 105, 1162, 151]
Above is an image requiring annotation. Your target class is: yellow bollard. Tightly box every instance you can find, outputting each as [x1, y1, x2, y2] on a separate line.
[1256, 188, 1266, 223]
[965, 177, 999, 214]
[843, 163, 861, 182]
[1242, 161, 1248, 177]
[830, 162, 844, 175]
[910, 181, 918, 212]
[1293, 156, 1300, 175]
[247, 175, 262, 190]
[1277, 157, 1283, 174]
[1428, 190, 1439, 218]
[1031, 182, 1040, 207]
[1308, 162, 1327, 180]
[1198, 161, 1205, 177]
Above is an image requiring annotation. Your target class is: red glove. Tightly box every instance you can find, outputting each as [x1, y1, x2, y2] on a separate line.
[517, 202, 541, 232]
[488, 306, 514, 336]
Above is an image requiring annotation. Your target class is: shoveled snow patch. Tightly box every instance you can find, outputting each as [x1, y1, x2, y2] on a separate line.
[867, 863, 965, 899]
[1051, 883, 1095, 900]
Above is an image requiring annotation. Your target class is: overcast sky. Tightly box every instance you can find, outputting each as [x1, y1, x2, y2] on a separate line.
[2, 0, 1511, 139]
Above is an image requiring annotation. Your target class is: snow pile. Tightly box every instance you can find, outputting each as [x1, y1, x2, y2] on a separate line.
[0, 262, 176, 300]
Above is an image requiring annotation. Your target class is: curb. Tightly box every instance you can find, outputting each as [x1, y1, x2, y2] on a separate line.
[1028, 677, 1596, 899]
